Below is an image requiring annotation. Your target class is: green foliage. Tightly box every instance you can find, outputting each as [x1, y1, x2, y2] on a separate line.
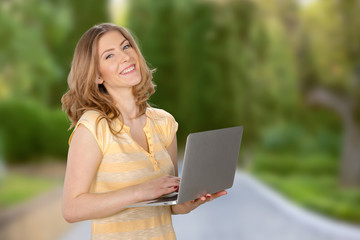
[252, 118, 358, 223]
[0, 173, 59, 208]
[301, 0, 360, 90]
[0, 0, 109, 162]
[0, 101, 42, 162]
[260, 120, 341, 156]
[40, 108, 71, 158]
[250, 113, 360, 223]
[300, 0, 360, 122]
[261, 123, 305, 152]
[0, 0, 108, 106]
[127, 0, 277, 145]
[0, 100, 71, 163]
[0, 0, 71, 104]
[253, 152, 338, 177]
[258, 173, 360, 224]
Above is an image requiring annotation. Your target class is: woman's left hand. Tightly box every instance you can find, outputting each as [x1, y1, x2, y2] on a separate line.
[171, 190, 227, 215]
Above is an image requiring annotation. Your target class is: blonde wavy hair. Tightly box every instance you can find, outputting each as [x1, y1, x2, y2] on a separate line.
[61, 23, 156, 135]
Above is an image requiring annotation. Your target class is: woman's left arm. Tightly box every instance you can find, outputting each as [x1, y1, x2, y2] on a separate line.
[166, 134, 227, 215]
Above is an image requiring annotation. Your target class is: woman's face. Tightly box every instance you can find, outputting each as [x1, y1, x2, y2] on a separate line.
[97, 30, 142, 92]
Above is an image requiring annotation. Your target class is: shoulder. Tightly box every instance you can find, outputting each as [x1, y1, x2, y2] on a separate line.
[146, 107, 175, 122]
[77, 110, 109, 128]
[71, 110, 110, 153]
[147, 107, 178, 147]
[79, 110, 102, 123]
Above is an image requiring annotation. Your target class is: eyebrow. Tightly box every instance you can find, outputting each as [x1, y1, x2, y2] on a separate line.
[100, 39, 128, 58]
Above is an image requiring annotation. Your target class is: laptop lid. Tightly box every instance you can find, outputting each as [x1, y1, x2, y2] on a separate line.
[126, 126, 243, 208]
[177, 126, 243, 204]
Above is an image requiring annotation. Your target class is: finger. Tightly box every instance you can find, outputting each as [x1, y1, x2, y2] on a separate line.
[164, 175, 181, 181]
[162, 179, 179, 186]
[160, 177, 180, 188]
[164, 176, 181, 185]
[169, 180, 180, 188]
[191, 196, 207, 206]
[206, 190, 227, 201]
[163, 186, 179, 195]
[162, 184, 179, 192]
[214, 190, 227, 197]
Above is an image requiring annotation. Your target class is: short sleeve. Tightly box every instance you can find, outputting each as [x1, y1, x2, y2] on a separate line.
[147, 108, 178, 148]
[68, 111, 109, 153]
[164, 113, 178, 148]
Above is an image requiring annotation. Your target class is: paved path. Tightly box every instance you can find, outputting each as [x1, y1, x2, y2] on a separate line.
[58, 171, 360, 240]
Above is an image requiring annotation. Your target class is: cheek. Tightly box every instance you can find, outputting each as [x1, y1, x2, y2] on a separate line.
[99, 62, 117, 77]
[130, 50, 140, 62]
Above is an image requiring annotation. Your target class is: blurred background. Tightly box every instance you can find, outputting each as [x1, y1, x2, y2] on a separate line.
[0, 0, 360, 239]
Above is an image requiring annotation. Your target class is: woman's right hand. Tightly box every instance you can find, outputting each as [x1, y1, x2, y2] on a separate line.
[135, 175, 180, 202]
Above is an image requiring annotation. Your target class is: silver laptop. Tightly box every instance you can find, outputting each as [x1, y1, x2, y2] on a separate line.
[127, 126, 243, 208]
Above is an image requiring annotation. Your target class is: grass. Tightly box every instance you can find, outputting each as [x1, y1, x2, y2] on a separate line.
[0, 173, 60, 208]
[251, 150, 360, 225]
[257, 173, 360, 224]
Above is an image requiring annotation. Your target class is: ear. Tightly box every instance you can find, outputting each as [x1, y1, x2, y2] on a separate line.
[96, 76, 104, 85]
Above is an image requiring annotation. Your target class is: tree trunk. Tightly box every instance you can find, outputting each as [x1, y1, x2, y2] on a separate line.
[340, 119, 360, 187]
[307, 87, 360, 187]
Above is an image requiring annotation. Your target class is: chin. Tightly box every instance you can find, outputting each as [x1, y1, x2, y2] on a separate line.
[133, 74, 143, 85]
[127, 78, 142, 87]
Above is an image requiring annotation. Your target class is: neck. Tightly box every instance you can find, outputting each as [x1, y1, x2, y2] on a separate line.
[108, 87, 139, 120]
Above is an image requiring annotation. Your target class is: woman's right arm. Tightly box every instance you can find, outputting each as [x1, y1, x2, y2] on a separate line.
[62, 125, 179, 223]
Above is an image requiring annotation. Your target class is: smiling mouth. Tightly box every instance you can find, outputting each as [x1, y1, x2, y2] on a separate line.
[121, 64, 135, 75]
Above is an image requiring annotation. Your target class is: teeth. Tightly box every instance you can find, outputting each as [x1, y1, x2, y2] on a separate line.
[122, 65, 135, 74]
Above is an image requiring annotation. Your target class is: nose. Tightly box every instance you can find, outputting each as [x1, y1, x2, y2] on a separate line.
[119, 51, 130, 63]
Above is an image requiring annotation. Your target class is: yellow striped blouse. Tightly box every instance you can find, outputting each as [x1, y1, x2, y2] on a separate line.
[71, 107, 178, 240]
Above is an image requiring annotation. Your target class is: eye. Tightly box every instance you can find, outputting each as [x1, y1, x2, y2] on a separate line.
[105, 54, 114, 60]
[123, 44, 131, 50]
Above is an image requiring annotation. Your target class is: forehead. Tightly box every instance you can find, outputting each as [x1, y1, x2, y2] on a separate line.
[97, 30, 126, 54]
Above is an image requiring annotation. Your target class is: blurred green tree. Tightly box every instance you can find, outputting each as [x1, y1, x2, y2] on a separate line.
[0, 100, 71, 163]
[0, 0, 108, 106]
[0, 0, 66, 104]
[50, 0, 109, 106]
[299, 0, 360, 187]
[127, 0, 272, 150]
[0, 0, 108, 163]
[252, 0, 302, 128]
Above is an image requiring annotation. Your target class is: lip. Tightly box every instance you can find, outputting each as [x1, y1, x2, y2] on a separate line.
[120, 64, 136, 75]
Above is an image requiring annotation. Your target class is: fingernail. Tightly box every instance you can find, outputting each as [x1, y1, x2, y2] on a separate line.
[174, 186, 178, 189]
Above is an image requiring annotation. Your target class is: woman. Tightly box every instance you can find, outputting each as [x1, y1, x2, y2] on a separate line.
[61, 23, 226, 239]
